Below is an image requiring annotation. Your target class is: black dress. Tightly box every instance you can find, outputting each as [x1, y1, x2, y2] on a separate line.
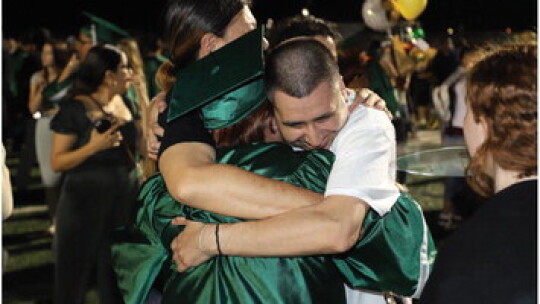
[50, 98, 140, 304]
[419, 180, 537, 304]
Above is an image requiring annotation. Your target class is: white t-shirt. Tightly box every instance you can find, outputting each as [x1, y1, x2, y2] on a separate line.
[327, 106, 402, 303]
[325, 106, 399, 216]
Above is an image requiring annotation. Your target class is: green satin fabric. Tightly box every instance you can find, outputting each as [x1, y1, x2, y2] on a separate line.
[113, 143, 346, 304]
[112, 143, 436, 303]
[42, 76, 72, 101]
[200, 78, 267, 130]
[334, 192, 437, 296]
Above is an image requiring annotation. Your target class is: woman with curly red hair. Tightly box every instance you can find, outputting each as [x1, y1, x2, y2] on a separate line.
[419, 42, 537, 303]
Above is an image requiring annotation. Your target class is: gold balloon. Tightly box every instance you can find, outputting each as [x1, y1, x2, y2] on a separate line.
[391, 0, 428, 20]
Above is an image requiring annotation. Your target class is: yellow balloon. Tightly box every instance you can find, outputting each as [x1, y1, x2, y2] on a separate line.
[391, 0, 428, 20]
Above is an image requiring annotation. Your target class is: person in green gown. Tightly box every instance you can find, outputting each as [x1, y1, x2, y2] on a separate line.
[113, 1, 434, 303]
[113, 33, 433, 304]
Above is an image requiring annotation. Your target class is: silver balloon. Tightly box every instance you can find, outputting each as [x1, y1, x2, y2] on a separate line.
[362, 0, 393, 32]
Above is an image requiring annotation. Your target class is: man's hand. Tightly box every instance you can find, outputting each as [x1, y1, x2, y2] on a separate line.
[348, 88, 393, 119]
[147, 91, 167, 160]
[170, 217, 215, 272]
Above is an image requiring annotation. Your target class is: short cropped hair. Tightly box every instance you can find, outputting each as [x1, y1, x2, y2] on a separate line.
[265, 39, 340, 101]
[268, 15, 341, 48]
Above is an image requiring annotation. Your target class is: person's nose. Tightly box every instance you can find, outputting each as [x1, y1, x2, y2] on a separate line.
[305, 125, 322, 149]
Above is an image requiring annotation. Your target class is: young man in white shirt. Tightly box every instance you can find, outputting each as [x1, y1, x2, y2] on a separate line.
[171, 39, 427, 302]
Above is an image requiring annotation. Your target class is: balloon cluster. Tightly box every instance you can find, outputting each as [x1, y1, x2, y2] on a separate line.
[362, 0, 427, 32]
[361, 0, 434, 80]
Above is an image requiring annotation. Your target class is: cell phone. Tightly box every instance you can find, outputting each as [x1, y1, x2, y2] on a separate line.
[93, 118, 112, 133]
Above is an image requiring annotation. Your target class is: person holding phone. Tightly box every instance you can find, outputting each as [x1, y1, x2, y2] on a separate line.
[50, 44, 141, 304]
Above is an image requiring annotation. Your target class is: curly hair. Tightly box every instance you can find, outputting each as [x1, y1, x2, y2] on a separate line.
[465, 43, 537, 196]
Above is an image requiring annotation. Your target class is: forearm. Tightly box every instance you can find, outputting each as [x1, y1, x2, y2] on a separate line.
[160, 143, 322, 220]
[202, 195, 369, 256]
[28, 85, 42, 114]
[28, 95, 41, 115]
[58, 67, 75, 83]
[51, 143, 96, 172]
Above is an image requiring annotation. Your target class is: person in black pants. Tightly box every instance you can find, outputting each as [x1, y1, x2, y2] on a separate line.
[50, 45, 141, 304]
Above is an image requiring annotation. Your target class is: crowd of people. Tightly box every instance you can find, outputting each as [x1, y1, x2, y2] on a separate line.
[2, 0, 536, 303]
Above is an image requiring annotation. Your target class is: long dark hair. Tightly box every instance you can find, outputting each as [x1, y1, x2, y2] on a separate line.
[68, 44, 123, 98]
[156, 0, 250, 92]
[42, 39, 70, 83]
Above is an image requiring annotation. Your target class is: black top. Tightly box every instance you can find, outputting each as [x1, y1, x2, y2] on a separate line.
[156, 92, 215, 158]
[50, 97, 139, 172]
[419, 180, 537, 304]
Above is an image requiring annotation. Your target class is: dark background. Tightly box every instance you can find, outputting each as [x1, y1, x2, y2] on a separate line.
[3, 0, 537, 39]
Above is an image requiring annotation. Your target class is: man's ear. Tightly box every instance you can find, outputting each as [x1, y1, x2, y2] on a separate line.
[268, 116, 279, 134]
[338, 75, 348, 98]
[263, 115, 283, 143]
[199, 33, 220, 58]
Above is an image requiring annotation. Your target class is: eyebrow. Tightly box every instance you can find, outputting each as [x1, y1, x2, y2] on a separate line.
[282, 111, 335, 126]
[314, 111, 335, 121]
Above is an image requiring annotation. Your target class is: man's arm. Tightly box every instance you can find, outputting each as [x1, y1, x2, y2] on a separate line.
[160, 143, 323, 220]
[154, 89, 386, 220]
[171, 195, 369, 271]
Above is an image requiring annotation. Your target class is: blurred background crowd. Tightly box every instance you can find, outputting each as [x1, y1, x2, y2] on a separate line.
[1, 0, 536, 302]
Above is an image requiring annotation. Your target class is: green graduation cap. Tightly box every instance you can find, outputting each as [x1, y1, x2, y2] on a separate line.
[82, 11, 131, 44]
[167, 26, 267, 130]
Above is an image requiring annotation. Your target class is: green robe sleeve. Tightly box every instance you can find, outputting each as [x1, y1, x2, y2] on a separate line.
[333, 192, 437, 297]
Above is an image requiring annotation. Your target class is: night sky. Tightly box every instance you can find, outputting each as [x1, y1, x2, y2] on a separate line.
[2, 0, 537, 39]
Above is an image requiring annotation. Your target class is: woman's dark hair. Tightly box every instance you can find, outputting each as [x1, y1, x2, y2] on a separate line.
[42, 39, 70, 83]
[68, 44, 123, 98]
[52, 42, 70, 72]
[156, 0, 250, 92]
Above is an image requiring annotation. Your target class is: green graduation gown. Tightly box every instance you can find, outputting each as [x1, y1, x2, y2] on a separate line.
[112, 143, 435, 303]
